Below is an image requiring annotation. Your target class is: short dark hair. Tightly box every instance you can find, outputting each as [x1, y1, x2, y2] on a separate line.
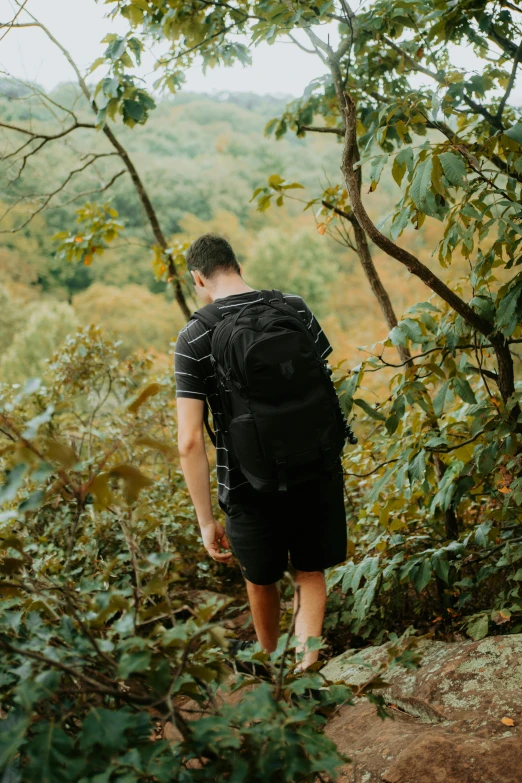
[186, 234, 240, 279]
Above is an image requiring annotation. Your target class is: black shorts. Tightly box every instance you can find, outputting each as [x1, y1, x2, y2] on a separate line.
[219, 464, 347, 585]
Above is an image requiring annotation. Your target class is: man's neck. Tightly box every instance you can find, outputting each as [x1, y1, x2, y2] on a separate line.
[210, 276, 255, 302]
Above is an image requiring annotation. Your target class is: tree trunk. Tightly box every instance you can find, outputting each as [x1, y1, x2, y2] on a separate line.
[351, 205, 411, 366]
[102, 126, 191, 320]
[339, 92, 521, 411]
[490, 335, 516, 405]
[32, 20, 192, 321]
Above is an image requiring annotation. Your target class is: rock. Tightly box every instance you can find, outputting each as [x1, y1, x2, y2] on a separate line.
[322, 634, 522, 783]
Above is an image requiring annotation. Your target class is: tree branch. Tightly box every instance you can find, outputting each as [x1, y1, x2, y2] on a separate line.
[300, 124, 344, 135]
[344, 459, 399, 478]
[0, 155, 115, 233]
[340, 93, 492, 338]
[381, 35, 505, 132]
[286, 32, 316, 55]
[496, 40, 522, 120]
[5, 11, 191, 319]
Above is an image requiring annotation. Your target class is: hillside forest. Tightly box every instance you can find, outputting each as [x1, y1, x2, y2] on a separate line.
[1, 1, 522, 781]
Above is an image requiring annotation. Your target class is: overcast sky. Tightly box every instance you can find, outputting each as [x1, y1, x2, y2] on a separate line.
[1, 0, 521, 105]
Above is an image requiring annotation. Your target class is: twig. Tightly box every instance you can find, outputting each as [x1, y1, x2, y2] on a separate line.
[344, 459, 399, 478]
[275, 580, 300, 701]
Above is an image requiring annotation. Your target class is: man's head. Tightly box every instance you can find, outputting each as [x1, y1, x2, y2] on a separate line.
[186, 234, 241, 303]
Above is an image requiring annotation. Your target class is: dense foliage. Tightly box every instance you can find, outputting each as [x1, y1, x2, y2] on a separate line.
[3, 0, 522, 780]
[1, 329, 395, 781]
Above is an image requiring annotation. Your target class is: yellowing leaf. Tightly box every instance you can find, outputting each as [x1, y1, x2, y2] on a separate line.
[89, 473, 115, 510]
[110, 464, 154, 504]
[501, 717, 515, 726]
[267, 173, 285, 189]
[127, 383, 161, 414]
[134, 435, 178, 460]
[45, 439, 77, 469]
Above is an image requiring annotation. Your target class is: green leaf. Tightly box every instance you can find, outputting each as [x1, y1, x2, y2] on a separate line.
[89, 57, 106, 73]
[505, 122, 522, 147]
[396, 146, 414, 174]
[353, 398, 386, 421]
[22, 406, 54, 440]
[0, 464, 27, 505]
[353, 575, 379, 619]
[408, 449, 426, 483]
[466, 614, 489, 641]
[18, 490, 44, 513]
[25, 721, 80, 782]
[453, 377, 477, 404]
[413, 558, 432, 593]
[432, 550, 449, 583]
[433, 381, 449, 418]
[123, 99, 146, 124]
[385, 395, 405, 435]
[0, 709, 29, 768]
[410, 157, 433, 213]
[117, 650, 151, 679]
[79, 708, 135, 751]
[496, 278, 522, 336]
[474, 521, 491, 548]
[439, 151, 466, 186]
[369, 154, 388, 191]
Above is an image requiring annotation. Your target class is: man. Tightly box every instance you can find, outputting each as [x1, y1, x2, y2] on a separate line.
[175, 233, 347, 670]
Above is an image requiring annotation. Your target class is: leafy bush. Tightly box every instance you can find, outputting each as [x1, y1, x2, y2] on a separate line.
[328, 296, 522, 643]
[2, 326, 399, 782]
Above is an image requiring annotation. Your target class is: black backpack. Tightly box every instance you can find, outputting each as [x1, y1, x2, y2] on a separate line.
[192, 289, 354, 492]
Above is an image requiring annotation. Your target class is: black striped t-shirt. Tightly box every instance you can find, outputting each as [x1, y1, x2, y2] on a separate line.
[174, 290, 332, 505]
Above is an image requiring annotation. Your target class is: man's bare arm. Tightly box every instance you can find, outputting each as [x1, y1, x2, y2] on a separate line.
[176, 397, 232, 563]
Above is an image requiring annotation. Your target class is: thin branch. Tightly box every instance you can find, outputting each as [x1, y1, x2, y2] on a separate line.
[496, 40, 522, 120]
[425, 430, 486, 453]
[0, 1, 29, 42]
[0, 637, 150, 704]
[344, 459, 399, 478]
[322, 199, 356, 224]
[286, 32, 316, 55]
[300, 124, 344, 135]
[381, 35, 505, 131]
[46, 169, 127, 209]
[0, 120, 95, 164]
[0, 155, 111, 233]
[275, 580, 300, 701]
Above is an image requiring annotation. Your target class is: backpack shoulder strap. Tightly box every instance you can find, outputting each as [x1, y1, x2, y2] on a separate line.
[191, 302, 223, 330]
[260, 289, 284, 305]
[203, 400, 216, 446]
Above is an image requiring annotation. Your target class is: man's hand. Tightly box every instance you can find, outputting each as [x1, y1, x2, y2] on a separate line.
[201, 520, 233, 563]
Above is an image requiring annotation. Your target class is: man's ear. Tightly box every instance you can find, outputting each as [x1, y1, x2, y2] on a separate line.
[193, 270, 205, 288]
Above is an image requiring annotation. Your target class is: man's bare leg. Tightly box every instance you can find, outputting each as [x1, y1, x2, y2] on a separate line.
[245, 579, 280, 653]
[294, 569, 326, 670]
